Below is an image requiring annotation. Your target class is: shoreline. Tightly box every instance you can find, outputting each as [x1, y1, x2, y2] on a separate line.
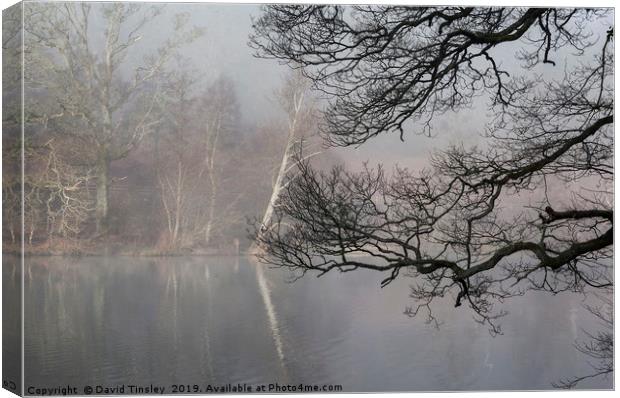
[2, 245, 249, 258]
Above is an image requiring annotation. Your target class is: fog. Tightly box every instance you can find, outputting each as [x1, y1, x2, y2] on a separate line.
[2, 2, 613, 393]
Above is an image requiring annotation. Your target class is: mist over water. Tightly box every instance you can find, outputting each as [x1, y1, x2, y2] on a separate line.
[10, 255, 611, 391]
[1, 3, 613, 393]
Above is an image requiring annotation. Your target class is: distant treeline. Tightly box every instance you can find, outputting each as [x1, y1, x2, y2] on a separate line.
[3, 75, 301, 255]
[2, 2, 331, 255]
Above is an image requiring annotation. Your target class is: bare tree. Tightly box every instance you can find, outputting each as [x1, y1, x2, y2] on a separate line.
[251, 6, 613, 333]
[154, 69, 196, 250]
[197, 78, 241, 247]
[154, 74, 242, 251]
[2, 3, 23, 246]
[554, 292, 613, 388]
[2, 172, 19, 244]
[257, 71, 320, 241]
[25, 140, 94, 245]
[24, 2, 202, 236]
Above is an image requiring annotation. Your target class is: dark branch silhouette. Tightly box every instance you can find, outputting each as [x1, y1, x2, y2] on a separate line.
[251, 6, 609, 144]
[553, 293, 613, 388]
[251, 6, 613, 335]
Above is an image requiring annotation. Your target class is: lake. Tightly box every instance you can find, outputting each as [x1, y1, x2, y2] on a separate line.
[3, 255, 612, 392]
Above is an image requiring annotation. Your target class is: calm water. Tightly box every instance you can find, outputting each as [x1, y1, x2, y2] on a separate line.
[4, 255, 612, 392]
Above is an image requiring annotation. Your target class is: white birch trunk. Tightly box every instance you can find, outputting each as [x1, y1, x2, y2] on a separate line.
[253, 77, 309, 254]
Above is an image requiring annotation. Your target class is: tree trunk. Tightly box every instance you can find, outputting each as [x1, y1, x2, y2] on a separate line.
[172, 161, 183, 247]
[251, 78, 307, 255]
[261, 149, 290, 230]
[202, 118, 221, 248]
[204, 186, 216, 247]
[95, 153, 110, 236]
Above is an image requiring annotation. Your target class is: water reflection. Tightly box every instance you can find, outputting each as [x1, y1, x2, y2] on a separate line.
[3, 257, 22, 395]
[16, 255, 612, 391]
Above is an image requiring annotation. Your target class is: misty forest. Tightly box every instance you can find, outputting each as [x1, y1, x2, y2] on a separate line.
[2, 2, 614, 391]
[4, 2, 339, 255]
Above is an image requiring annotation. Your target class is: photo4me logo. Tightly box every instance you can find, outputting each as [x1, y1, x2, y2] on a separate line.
[262, 383, 343, 393]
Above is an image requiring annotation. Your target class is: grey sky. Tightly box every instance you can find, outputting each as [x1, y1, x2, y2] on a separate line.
[139, 3, 288, 123]
[33, 2, 611, 171]
[158, 3, 489, 168]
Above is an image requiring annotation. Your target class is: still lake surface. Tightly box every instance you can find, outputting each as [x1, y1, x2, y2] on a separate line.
[5, 255, 612, 391]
